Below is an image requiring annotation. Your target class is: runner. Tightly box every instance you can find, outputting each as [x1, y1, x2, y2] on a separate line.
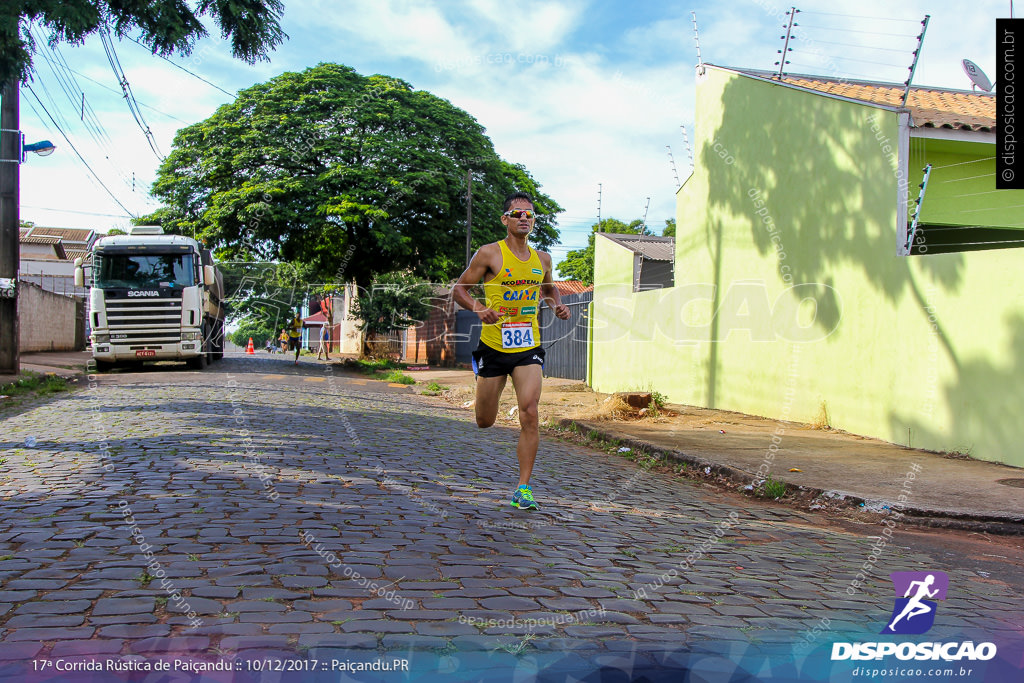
[452, 192, 570, 510]
[287, 312, 303, 364]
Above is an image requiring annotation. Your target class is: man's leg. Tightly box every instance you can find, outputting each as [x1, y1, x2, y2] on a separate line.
[509, 363, 543, 487]
[475, 374, 507, 428]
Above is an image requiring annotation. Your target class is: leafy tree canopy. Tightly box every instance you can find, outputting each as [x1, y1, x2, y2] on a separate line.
[142, 63, 562, 287]
[556, 218, 650, 286]
[350, 271, 433, 337]
[662, 218, 676, 237]
[219, 260, 314, 329]
[229, 316, 276, 349]
[2, 0, 286, 85]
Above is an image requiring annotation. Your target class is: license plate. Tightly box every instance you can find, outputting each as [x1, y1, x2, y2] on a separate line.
[135, 349, 156, 358]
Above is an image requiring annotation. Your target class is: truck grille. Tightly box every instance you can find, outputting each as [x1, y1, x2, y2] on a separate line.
[105, 295, 182, 345]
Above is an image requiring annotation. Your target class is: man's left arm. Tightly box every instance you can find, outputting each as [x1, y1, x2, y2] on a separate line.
[539, 252, 570, 320]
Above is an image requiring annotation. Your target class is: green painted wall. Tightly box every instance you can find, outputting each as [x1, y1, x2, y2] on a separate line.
[591, 66, 1024, 468]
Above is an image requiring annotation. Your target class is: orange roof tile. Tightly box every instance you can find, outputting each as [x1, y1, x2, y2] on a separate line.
[554, 280, 593, 295]
[30, 226, 95, 243]
[733, 68, 995, 132]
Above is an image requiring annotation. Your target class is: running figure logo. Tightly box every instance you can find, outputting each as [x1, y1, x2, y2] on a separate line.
[882, 571, 948, 634]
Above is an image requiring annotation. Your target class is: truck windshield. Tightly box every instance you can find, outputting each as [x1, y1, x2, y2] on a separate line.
[94, 253, 196, 288]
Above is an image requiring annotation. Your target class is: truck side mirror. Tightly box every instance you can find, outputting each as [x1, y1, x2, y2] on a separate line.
[203, 265, 215, 286]
[74, 258, 85, 288]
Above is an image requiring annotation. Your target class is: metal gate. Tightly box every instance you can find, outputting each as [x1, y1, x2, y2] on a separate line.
[539, 291, 591, 380]
[454, 291, 592, 380]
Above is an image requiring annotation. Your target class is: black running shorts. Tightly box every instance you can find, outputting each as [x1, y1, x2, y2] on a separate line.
[472, 342, 545, 378]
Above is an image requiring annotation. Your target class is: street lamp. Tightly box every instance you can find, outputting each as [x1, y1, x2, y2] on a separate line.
[23, 139, 56, 159]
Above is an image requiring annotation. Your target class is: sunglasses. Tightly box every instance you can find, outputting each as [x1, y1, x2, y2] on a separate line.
[504, 209, 536, 219]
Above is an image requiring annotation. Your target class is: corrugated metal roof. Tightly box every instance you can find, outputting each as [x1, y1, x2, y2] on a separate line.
[730, 67, 995, 132]
[598, 234, 675, 261]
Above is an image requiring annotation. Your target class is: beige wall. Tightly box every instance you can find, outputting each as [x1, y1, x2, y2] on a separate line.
[18, 281, 80, 352]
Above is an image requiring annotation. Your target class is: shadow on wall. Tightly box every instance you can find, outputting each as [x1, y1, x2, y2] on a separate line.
[695, 73, 1024, 460]
[890, 314, 1024, 465]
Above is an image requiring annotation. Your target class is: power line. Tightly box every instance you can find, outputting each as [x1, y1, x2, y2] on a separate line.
[23, 83, 139, 219]
[125, 35, 235, 97]
[21, 204, 135, 219]
[60, 66, 191, 125]
[99, 27, 164, 160]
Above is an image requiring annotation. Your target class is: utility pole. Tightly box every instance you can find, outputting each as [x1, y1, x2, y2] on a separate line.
[465, 170, 472, 267]
[0, 78, 19, 374]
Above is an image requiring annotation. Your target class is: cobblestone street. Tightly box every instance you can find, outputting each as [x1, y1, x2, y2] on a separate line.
[0, 355, 1021, 681]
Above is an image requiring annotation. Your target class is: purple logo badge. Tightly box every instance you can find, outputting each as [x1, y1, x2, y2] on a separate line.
[882, 571, 948, 634]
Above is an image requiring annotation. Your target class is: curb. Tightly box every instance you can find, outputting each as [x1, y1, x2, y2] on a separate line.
[558, 419, 1024, 536]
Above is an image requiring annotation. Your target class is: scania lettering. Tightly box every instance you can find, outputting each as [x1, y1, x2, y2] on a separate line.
[75, 226, 225, 371]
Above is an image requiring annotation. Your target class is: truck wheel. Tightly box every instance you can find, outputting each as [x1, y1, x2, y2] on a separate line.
[188, 351, 208, 370]
[94, 359, 115, 372]
[189, 329, 209, 370]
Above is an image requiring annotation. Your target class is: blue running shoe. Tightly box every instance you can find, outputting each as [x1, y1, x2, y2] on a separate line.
[510, 485, 538, 510]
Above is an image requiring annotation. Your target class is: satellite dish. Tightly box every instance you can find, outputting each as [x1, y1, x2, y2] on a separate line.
[962, 59, 993, 91]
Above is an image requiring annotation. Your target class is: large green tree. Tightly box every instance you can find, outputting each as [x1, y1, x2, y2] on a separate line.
[556, 218, 651, 286]
[350, 271, 432, 337]
[143, 63, 562, 287]
[2, 0, 285, 85]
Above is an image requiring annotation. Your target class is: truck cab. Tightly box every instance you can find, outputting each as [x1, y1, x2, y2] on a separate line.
[74, 226, 225, 371]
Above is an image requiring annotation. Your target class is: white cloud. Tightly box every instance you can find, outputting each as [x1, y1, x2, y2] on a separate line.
[17, 0, 1011, 262]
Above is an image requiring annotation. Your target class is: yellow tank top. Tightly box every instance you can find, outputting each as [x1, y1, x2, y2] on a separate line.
[480, 240, 544, 352]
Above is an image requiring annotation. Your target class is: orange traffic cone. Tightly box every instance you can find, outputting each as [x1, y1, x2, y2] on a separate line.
[245, 337, 255, 354]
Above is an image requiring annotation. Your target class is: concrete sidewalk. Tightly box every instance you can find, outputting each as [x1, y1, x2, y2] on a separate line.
[405, 365, 1024, 534]
[0, 351, 93, 384]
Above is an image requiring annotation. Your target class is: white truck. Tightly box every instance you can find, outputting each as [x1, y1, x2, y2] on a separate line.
[74, 226, 225, 371]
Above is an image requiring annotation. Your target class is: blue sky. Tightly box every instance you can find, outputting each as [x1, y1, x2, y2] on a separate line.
[18, 0, 1009, 270]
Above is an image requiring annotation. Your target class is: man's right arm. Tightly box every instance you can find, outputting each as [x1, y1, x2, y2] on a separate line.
[452, 246, 500, 324]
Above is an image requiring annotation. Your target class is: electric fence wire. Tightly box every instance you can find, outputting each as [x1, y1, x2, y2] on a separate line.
[798, 10, 921, 23]
[815, 40, 917, 54]
[796, 24, 916, 39]
[99, 27, 164, 160]
[786, 63, 899, 81]
[23, 83, 139, 219]
[792, 52, 915, 70]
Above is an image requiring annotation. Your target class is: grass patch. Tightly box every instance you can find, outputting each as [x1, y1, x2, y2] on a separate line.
[0, 372, 71, 407]
[352, 358, 404, 375]
[421, 380, 449, 396]
[754, 476, 787, 500]
[382, 370, 415, 385]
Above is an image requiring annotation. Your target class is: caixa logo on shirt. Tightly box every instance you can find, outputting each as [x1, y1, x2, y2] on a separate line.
[831, 571, 997, 662]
